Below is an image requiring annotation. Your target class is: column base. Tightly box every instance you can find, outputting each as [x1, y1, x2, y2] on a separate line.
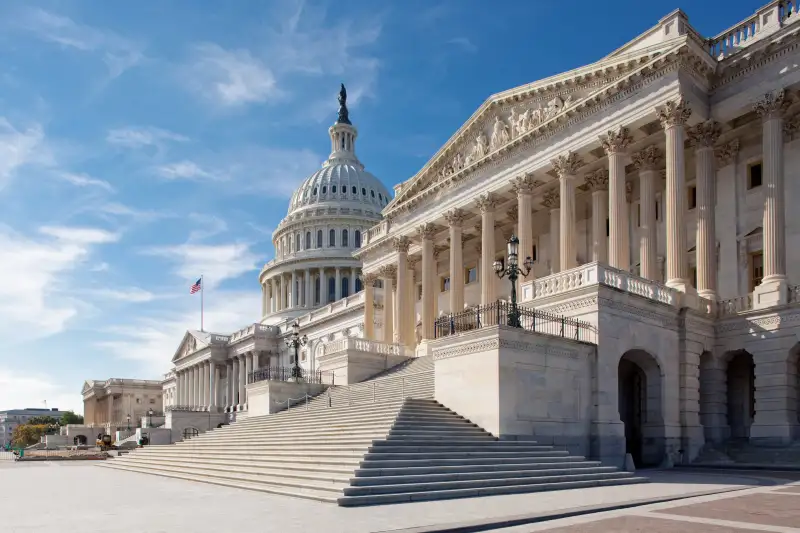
[665, 278, 694, 293]
[752, 276, 789, 309]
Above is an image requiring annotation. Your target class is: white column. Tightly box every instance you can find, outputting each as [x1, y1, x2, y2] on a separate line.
[209, 362, 217, 410]
[226, 360, 234, 410]
[688, 121, 721, 299]
[586, 169, 609, 263]
[632, 146, 663, 280]
[335, 268, 342, 301]
[543, 190, 560, 273]
[753, 90, 789, 306]
[512, 177, 535, 283]
[231, 358, 239, 407]
[363, 273, 376, 340]
[202, 362, 210, 408]
[350, 267, 357, 296]
[381, 267, 395, 343]
[290, 271, 297, 308]
[601, 127, 632, 270]
[445, 209, 466, 313]
[657, 99, 692, 291]
[393, 237, 411, 344]
[244, 353, 253, 406]
[552, 152, 582, 271]
[406, 264, 417, 347]
[238, 355, 246, 408]
[193, 366, 200, 406]
[250, 351, 258, 372]
[476, 194, 498, 305]
[305, 268, 311, 307]
[418, 225, 436, 340]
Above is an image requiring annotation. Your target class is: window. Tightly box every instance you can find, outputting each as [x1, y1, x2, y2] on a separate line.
[441, 277, 451, 292]
[531, 244, 538, 262]
[466, 266, 477, 283]
[305, 232, 311, 250]
[342, 277, 350, 298]
[328, 277, 336, 302]
[355, 277, 362, 292]
[322, 185, 327, 194]
[750, 251, 764, 291]
[362, 187, 367, 196]
[332, 185, 337, 193]
[315, 277, 321, 304]
[295, 233, 301, 251]
[149, 399, 156, 405]
[748, 162, 763, 189]
[316, 230, 323, 248]
[342, 229, 349, 247]
[378, 193, 383, 202]
[371, 190, 375, 198]
[688, 185, 697, 210]
[352, 186, 357, 194]
[329, 229, 336, 247]
[313, 187, 318, 195]
[354, 230, 362, 248]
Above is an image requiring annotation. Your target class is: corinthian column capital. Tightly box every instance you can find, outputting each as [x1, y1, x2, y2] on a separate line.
[541, 188, 560, 210]
[714, 139, 740, 167]
[656, 98, 691, 128]
[444, 208, 467, 227]
[551, 151, 584, 177]
[600, 127, 633, 155]
[416, 223, 437, 240]
[475, 193, 499, 213]
[687, 120, 722, 148]
[631, 145, 664, 171]
[392, 236, 410, 253]
[754, 89, 791, 121]
[511, 174, 536, 196]
[584, 169, 609, 191]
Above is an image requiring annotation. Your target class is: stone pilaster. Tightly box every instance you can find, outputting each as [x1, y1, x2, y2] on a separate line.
[542, 189, 560, 274]
[753, 89, 791, 307]
[380, 265, 396, 343]
[688, 121, 721, 300]
[552, 152, 583, 271]
[418, 224, 437, 340]
[476, 194, 498, 305]
[445, 209, 467, 313]
[585, 169, 609, 264]
[657, 98, 692, 291]
[632, 145, 664, 281]
[393, 236, 411, 345]
[363, 273, 377, 340]
[601, 126, 633, 270]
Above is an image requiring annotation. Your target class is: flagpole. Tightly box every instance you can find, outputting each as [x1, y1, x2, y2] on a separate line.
[200, 274, 204, 332]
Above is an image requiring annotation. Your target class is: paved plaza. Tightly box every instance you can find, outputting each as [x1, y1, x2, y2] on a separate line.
[0, 462, 798, 532]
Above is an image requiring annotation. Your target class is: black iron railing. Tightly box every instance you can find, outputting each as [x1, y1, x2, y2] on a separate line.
[433, 300, 594, 342]
[247, 366, 331, 385]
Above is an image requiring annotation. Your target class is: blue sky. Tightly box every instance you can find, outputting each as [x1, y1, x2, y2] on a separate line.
[0, 0, 760, 413]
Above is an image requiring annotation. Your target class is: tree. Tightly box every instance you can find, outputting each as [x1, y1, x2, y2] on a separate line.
[11, 424, 48, 447]
[26, 415, 58, 426]
[59, 411, 84, 425]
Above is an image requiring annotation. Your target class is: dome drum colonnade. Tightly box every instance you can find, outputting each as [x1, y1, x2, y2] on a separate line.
[358, 90, 792, 348]
[259, 84, 392, 321]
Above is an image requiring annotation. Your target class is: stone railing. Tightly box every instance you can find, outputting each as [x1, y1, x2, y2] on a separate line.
[707, 0, 798, 59]
[229, 323, 274, 343]
[291, 291, 366, 329]
[364, 218, 392, 246]
[323, 337, 412, 358]
[601, 267, 678, 306]
[717, 294, 753, 317]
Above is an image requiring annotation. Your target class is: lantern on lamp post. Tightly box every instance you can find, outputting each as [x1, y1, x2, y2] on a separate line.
[493, 235, 533, 328]
[284, 321, 308, 379]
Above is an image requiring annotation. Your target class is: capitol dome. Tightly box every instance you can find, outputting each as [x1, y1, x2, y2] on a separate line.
[258, 84, 389, 325]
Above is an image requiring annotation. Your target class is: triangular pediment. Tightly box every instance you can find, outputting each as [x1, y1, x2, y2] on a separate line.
[171, 330, 211, 363]
[81, 380, 96, 394]
[385, 15, 713, 216]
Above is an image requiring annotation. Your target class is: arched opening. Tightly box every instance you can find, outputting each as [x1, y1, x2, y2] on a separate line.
[73, 435, 87, 446]
[315, 276, 321, 305]
[618, 349, 664, 468]
[355, 230, 362, 248]
[317, 230, 323, 248]
[342, 277, 350, 298]
[328, 277, 336, 302]
[342, 229, 349, 247]
[329, 229, 336, 247]
[726, 350, 755, 439]
[305, 232, 311, 250]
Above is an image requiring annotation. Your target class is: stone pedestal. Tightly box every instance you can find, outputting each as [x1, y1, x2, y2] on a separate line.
[246, 380, 327, 417]
[317, 337, 412, 385]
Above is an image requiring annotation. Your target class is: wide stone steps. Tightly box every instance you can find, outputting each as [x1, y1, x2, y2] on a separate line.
[102, 360, 646, 505]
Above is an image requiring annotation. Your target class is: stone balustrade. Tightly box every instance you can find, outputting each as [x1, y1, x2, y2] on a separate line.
[323, 337, 412, 358]
[717, 294, 754, 317]
[707, 0, 798, 59]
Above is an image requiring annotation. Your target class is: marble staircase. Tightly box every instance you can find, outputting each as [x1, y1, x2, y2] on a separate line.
[100, 357, 646, 505]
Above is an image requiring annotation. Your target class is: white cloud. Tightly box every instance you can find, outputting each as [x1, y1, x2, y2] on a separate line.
[141, 242, 259, 289]
[0, 225, 118, 340]
[96, 290, 259, 373]
[58, 172, 114, 192]
[16, 8, 145, 79]
[0, 118, 47, 190]
[89, 288, 157, 303]
[89, 262, 109, 272]
[97, 202, 168, 222]
[155, 160, 222, 181]
[187, 214, 228, 242]
[106, 126, 189, 149]
[0, 367, 83, 413]
[186, 43, 281, 107]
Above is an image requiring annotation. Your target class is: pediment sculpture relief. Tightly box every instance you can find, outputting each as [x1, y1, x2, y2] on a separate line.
[184, 335, 196, 357]
[489, 116, 510, 150]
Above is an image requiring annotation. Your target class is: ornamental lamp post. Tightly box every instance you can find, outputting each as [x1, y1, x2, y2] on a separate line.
[493, 235, 533, 328]
[284, 321, 308, 380]
[147, 408, 154, 428]
[126, 414, 131, 432]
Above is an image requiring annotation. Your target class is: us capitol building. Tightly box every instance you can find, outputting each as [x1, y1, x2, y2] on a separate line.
[87, 3, 800, 476]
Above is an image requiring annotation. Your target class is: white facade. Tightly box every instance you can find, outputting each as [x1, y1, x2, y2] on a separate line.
[164, 3, 800, 467]
[0, 408, 71, 447]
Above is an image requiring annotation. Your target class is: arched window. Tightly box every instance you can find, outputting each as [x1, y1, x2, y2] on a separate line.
[317, 230, 323, 248]
[295, 233, 301, 252]
[378, 193, 383, 202]
[342, 229, 349, 247]
[313, 187, 318, 195]
[352, 186, 357, 194]
[362, 187, 366, 196]
[355, 277, 362, 293]
[322, 185, 327, 194]
[305, 231, 311, 250]
[342, 277, 350, 298]
[329, 229, 336, 247]
[332, 185, 337, 193]
[341, 137, 345, 150]
[354, 230, 361, 248]
[315, 277, 321, 305]
[328, 277, 336, 302]
[371, 190, 375, 198]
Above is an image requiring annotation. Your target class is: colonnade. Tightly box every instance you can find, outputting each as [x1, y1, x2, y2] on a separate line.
[175, 351, 261, 412]
[262, 267, 362, 316]
[361, 92, 791, 345]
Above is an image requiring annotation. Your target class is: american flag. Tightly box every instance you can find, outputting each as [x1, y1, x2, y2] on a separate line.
[190, 278, 202, 294]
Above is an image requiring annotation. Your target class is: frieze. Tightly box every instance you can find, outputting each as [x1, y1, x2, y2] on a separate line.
[432, 337, 579, 361]
[715, 311, 800, 335]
